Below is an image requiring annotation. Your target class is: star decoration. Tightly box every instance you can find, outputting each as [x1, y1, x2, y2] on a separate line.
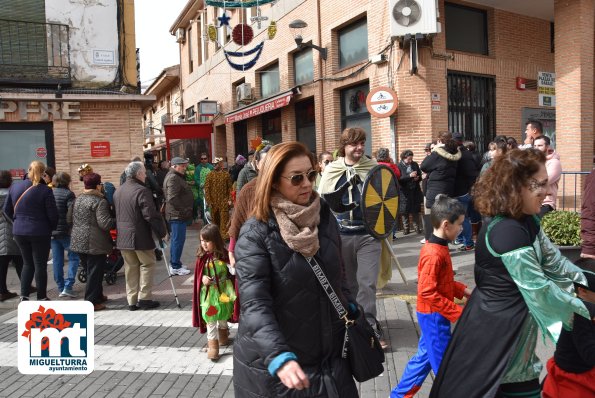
[218, 12, 231, 27]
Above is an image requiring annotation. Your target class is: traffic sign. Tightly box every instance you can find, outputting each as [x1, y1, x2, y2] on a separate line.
[366, 86, 398, 118]
[36, 147, 47, 158]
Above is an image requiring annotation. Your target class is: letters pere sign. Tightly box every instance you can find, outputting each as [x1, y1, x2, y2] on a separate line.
[0, 101, 81, 121]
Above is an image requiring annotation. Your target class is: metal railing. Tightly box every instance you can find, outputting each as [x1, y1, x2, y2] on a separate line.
[559, 171, 591, 212]
[0, 19, 71, 85]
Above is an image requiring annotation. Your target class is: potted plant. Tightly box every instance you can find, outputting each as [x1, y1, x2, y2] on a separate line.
[540, 210, 582, 262]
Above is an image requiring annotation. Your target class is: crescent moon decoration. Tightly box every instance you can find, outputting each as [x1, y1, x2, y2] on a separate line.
[224, 41, 265, 71]
[205, 0, 275, 6]
[232, 24, 254, 46]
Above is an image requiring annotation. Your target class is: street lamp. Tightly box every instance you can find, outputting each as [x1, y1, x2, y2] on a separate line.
[289, 19, 327, 60]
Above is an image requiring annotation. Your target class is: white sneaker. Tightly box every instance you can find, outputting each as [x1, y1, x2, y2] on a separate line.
[170, 267, 191, 276]
[420, 238, 426, 244]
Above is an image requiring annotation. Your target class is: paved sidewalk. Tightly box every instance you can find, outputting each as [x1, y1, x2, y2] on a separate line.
[0, 227, 551, 397]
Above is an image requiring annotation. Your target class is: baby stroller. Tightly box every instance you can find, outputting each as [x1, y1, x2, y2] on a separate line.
[77, 229, 124, 285]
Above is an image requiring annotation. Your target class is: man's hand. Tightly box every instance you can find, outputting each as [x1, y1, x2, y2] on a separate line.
[277, 360, 310, 390]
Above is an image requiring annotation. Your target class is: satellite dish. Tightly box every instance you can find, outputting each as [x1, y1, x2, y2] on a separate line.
[393, 0, 422, 27]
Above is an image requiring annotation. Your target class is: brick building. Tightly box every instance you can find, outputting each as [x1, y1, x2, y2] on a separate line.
[0, 0, 154, 190]
[160, 0, 592, 190]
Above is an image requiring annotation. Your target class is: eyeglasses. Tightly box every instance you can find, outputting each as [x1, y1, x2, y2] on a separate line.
[281, 170, 317, 186]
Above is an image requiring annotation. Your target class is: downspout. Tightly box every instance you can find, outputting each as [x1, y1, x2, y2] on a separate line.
[316, 0, 325, 152]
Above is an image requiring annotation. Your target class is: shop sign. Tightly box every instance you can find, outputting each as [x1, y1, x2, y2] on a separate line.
[36, 147, 47, 158]
[90, 141, 111, 158]
[225, 93, 292, 124]
[0, 101, 81, 121]
[538, 72, 555, 107]
[366, 87, 398, 118]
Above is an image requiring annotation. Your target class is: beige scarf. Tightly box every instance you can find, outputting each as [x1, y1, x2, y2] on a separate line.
[270, 192, 321, 257]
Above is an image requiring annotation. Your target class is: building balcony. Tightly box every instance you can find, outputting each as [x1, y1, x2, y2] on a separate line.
[0, 19, 71, 86]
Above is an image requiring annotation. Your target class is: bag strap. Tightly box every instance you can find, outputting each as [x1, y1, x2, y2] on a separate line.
[14, 185, 34, 212]
[303, 255, 353, 325]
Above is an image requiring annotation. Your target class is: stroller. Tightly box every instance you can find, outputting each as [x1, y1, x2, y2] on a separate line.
[77, 229, 124, 285]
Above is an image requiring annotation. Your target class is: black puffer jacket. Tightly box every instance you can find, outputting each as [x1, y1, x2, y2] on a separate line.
[420, 146, 461, 207]
[0, 189, 19, 256]
[233, 201, 358, 398]
[52, 187, 75, 238]
[453, 147, 480, 197]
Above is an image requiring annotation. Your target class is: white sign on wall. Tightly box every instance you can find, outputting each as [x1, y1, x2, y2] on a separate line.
[538, 71, 555, 107]
[93, 50, 115, 65]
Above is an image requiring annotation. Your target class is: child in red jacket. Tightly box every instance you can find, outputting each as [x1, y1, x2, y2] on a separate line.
[391, 194, 472, 398]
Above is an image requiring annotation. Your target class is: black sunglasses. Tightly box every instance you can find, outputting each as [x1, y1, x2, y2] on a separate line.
[200, 157, 208, 160]
[281, 170, 317, 186]
[323, 160, 331, 165]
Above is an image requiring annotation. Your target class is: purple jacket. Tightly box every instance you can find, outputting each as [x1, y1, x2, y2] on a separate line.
[3, 180, 58, 236]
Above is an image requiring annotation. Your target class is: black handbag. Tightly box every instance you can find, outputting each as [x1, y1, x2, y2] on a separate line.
[303, 255, 385, 382]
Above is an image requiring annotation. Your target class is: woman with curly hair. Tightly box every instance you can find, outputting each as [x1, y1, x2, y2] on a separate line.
[430, 149, 590, 398]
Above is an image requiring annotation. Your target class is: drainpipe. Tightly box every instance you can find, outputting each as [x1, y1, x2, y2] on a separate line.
[316, 0, 325, 152]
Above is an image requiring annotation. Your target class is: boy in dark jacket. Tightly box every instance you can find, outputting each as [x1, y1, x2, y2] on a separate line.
[390, 195, 472, 398]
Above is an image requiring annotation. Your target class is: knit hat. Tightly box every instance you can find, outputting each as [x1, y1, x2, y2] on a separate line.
[83, 173, 101, 189]
[235, 155, 247, 165]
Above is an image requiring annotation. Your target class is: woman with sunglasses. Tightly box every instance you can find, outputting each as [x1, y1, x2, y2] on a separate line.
[430, 149, 590, 398]
[233, 142, 359, 397]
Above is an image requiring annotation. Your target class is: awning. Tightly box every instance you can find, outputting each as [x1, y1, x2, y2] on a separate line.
[225, 89, 293, 124]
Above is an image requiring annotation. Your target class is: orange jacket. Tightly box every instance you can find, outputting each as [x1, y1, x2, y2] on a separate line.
[416, 242, 467, 323]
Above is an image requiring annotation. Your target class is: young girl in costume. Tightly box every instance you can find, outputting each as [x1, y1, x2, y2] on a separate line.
[191, 224, 236, 361]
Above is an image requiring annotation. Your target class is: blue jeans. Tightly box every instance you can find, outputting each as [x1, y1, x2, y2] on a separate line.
[456, 193, 473, 247]
[391, 312, 451, 398]
[169, 220, 187, 269]
[51, 236, 80, 291]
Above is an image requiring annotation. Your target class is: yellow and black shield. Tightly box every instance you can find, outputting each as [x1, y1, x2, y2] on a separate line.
[361, 165, 399, 239]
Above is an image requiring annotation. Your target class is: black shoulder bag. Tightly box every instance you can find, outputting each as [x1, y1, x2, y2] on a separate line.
[303, 255, 385, 382]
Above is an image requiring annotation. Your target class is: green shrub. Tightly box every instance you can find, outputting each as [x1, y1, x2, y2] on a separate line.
[541, 211, 581, 247]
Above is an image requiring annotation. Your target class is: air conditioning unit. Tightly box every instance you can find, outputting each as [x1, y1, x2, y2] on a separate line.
[236, 83, 252, 103]
[389, 0, 440, 38]
[175, 28, 186, 43]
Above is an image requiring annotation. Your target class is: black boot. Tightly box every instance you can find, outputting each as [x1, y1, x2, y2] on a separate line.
[414, 213, 423, 234]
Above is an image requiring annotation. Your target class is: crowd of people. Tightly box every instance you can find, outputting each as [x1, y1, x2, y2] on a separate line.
[0, 120, 593, 397]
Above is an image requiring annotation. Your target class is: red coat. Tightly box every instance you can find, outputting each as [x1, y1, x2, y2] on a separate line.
[191, 252, 239, 333]
[378, 161, 401, 179]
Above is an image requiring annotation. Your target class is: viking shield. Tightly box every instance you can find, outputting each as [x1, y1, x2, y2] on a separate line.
[361, 165, 399, 239]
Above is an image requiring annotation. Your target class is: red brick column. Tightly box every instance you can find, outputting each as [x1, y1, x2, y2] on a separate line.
[555, 0, 594, 176]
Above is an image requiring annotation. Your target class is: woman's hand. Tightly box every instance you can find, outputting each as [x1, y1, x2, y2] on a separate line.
[277, 360, 310, 390]
[228, 251, 236, 267]
[463, 287, 473, 298]
[202, 275, 212, 286]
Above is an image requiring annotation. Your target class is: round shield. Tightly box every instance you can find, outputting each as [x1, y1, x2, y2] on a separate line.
[360, 165, 399, 239]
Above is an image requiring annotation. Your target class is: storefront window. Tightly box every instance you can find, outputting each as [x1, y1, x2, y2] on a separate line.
[0, 123, 54, 178]
[341, 83, 371, 155]
[294, 48, 313, 85]
[338, 18, 368, 69]
[295, 98, 316, 154]
[260, 63, 280, 98]
[262, 109, 281, 144]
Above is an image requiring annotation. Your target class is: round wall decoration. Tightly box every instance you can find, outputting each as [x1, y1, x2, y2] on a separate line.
[232, 24, 254, 46]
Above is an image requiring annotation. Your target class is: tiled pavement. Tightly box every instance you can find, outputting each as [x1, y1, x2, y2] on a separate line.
[0, 226, 551, 397]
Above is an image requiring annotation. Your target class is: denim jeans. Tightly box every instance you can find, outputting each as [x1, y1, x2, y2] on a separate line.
[169, 220, 187, 269]
[51, 236, 80, 291]
[456, 193, 473, 247]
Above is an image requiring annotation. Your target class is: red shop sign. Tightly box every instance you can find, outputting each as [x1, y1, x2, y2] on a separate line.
[91, 141, 111, 157]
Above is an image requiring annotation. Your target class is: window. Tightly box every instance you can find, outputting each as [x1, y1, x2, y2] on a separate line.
[185, 106, 196, 122]
[340, 83, 371, 155]
[295, 98, 316, 153]
[262, 109, 282, 144]
[447, 72, 495, 153]
[338, 18, 368, 69]
[445, 3, 488, 55]
[294, 48, 313, 85]
[188, 26, 194, 73]
[260, 63, 280, 98]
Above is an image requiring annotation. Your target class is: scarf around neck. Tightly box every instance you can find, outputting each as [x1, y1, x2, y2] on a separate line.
[270, 191, 321, 257]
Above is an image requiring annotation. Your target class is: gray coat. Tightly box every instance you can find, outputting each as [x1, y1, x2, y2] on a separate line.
[114, 177, 166, 251]
[0, 188, 19, 256]
[163, 169, 193, 222]
[70, 191, 115, 255]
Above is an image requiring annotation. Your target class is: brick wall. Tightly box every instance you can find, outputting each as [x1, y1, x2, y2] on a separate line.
[175, 0, 563, 168]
